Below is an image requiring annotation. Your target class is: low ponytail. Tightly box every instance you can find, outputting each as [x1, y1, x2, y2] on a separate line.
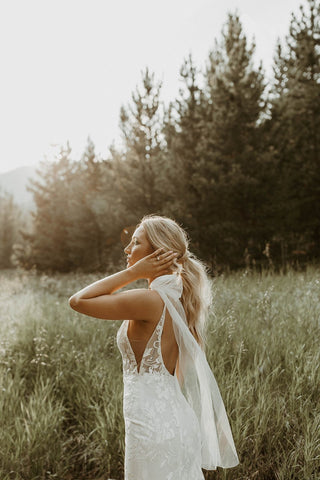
[179, 253, 212, 350]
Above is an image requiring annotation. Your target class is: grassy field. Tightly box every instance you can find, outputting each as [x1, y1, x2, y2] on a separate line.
[0, 267, 319, 480]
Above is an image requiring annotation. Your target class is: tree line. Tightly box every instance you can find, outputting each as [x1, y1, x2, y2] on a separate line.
[1, 0, 319, 273]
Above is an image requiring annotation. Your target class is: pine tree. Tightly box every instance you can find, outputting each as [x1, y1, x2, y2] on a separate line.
[70, 140, 125, 271]
[20, 143, 76, 271]
[196, 12, 268, 269]
[161, 53, 206, 254]
[269, 0, 320, 263]
[0, 190, 21, 268]
[66, 137, 108, 271]
[19, 137, 129, 272]
[112, 67, 165, 224]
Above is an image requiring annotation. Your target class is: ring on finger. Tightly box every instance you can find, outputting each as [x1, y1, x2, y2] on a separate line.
[156, 255, 160, 261]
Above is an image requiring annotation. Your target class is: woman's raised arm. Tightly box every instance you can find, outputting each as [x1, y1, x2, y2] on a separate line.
[69, 286, 164, 321]
[68, 248, 177, 321]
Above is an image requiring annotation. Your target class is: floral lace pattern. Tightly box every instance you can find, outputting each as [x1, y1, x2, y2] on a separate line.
[117, 307, 205, 480]
[117, 306, 170, 376]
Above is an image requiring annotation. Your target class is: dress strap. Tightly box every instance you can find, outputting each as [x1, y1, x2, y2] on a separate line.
[157, 304, 166, 331]
[145, 304, 166, 351]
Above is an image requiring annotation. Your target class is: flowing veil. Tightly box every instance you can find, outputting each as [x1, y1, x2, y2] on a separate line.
[150, 273, 239, 470]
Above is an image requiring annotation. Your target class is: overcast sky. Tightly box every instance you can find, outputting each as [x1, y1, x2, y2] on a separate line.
[0, 0, 304, 174]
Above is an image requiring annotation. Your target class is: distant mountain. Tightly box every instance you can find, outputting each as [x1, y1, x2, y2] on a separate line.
[0, 165, 39, 211]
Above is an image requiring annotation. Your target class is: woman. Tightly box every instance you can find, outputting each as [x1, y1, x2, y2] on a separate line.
[69, 215, 239, 479]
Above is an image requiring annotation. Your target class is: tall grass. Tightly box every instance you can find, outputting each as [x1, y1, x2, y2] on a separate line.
[0, 267, 319, 479]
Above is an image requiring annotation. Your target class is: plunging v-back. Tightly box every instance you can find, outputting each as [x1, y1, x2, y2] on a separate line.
[124, 305, 175, 376]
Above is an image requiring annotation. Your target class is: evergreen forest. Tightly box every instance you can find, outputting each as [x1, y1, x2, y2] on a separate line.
[1, 0, 320, 273]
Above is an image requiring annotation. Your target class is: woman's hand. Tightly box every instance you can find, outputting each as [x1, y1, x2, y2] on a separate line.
[129, 248, 178, 280]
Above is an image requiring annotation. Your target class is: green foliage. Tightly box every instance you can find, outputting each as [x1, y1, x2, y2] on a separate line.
[195, 13, 269, 269]
[268, 0, 320, 262]
[19, 144, 76, 271]
[162, 54, 207, 250]
[113, 67, 166, 222]
[16, 140, 127, 272]
[67, 138, 125, 271]
[0, 269, 124, 479]
[0, 268, 319, 479]
[12, 0, 320, 273]
[0, 190, 22, 268]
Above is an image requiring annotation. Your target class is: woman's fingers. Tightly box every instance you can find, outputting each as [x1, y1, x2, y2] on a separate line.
[149, 248, 178, 269]
[157, 251, 178, 266]
[150, 248, 163, 258]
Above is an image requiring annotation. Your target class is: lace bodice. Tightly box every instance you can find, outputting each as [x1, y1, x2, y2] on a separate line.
[117, 305, 171, 377]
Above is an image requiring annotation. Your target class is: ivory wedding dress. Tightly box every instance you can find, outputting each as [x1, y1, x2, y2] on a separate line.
[116, 273, 238, 480]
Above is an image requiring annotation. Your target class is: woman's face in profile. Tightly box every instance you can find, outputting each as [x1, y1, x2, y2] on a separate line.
[124, 225, 154, 268]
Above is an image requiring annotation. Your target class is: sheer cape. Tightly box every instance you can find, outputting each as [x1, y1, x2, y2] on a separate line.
[150, 273, 239, 470]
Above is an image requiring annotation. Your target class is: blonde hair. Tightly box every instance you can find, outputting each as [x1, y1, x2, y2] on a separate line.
[139, 214, 212, 349]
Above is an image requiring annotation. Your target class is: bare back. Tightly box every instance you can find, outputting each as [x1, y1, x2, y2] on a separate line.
[127, 308, 179, 375]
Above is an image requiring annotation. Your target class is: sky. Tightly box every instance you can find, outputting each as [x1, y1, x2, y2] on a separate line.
[0, 0, 304, 174]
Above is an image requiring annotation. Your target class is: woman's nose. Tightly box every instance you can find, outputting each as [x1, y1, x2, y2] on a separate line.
[124, 243, 131, 254]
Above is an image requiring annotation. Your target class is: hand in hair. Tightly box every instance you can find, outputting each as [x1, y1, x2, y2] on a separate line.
[130, 248, 178, 280]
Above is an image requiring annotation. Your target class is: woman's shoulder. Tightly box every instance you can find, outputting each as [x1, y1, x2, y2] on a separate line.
[115, 288, 165, 321]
